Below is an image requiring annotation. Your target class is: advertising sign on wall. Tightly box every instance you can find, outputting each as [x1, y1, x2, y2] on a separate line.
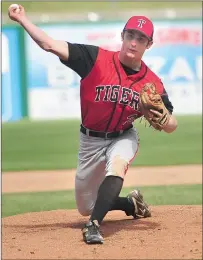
[2, 27, 23, 122]
[25, 20, 202, 119]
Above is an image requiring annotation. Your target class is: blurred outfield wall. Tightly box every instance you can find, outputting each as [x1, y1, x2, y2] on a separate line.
[2, 18, 202, 122]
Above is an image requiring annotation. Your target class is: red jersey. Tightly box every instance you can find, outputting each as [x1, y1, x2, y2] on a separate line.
[80, 48, 165, 132]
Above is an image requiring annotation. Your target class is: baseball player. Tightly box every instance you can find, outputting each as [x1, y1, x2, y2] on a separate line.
[9, 5, 178, 245]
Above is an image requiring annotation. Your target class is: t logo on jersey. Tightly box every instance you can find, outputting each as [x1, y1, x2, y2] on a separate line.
[137, 19, 146, 28]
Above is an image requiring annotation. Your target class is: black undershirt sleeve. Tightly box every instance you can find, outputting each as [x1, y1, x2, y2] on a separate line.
[59, 42, 99, 79]
[161, 88, 174, 114]
[59, 43, 174, 114]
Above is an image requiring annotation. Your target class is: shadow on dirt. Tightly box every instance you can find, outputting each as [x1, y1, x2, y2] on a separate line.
[4, 216, 160, 238]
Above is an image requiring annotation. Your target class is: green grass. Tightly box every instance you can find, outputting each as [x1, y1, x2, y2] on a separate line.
[2, 116, 202, 172]
[2, 184, 202, 217]
[2, 1, 201, 14]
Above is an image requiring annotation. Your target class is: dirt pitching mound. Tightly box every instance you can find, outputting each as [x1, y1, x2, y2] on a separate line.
[2, 206, 202, 259]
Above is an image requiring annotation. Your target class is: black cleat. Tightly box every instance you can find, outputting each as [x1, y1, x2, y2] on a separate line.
[82, 220, 104, 244]
[127, 189, 151, 218]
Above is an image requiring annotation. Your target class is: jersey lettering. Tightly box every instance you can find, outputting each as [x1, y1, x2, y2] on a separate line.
[110, 85, 120, 102]
[95, 85, 105, 101]
[123, 113, 140, 126]
[129, 91, 140, 110]
[95, 85, 140, 111]
[103, 85, 111, 101]
[120, 88, 132, 105]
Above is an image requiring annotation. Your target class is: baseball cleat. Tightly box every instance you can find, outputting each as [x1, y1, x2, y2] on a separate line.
[127, 189, 151, 218]
[82, 220, 104, 244]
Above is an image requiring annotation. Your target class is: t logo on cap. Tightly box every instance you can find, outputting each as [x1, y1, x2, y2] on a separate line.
[137, 19, 146, 28]
[124, 16, 154, 40]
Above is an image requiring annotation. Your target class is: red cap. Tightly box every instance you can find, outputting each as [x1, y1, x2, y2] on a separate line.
[124, 16, 154, 40]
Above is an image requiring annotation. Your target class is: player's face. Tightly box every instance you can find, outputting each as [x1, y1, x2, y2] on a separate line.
[121, 30, 152, 59]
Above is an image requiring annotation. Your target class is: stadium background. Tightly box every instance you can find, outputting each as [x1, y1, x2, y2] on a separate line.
[1, 0, 202, 225]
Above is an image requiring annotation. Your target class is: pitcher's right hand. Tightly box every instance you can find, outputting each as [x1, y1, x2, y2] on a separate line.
[8, 4, 26, 23]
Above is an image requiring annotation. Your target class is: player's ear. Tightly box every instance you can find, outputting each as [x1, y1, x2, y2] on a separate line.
[146, 40, 153, 49]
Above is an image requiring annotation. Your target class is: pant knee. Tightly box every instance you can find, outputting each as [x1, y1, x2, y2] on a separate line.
[77, 206, 92, 216]
[75, 190, 95, 216]
[106, 155, 128, 178]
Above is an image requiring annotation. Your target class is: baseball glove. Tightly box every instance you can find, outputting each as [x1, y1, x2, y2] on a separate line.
[139, 83, 170, 131]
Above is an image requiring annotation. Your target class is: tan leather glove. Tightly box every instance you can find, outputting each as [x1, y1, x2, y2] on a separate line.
[139, 83, 170, 131]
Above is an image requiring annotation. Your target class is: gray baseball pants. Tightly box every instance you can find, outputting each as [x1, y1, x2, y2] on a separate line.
[75, 127, 140, 216]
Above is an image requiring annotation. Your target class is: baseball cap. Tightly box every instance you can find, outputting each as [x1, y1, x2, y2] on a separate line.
[124, 16, 154, 40]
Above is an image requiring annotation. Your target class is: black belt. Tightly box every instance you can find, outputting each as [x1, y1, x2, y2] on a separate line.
[80, 125, 133, 139]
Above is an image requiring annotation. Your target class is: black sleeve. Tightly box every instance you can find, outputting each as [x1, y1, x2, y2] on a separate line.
[161, 88, 174, 114]
[59, 42, 99, 79]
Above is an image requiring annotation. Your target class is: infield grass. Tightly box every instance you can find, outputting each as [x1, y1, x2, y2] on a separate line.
[2, 184, 202, 217]
[2, 116, 202, 172]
